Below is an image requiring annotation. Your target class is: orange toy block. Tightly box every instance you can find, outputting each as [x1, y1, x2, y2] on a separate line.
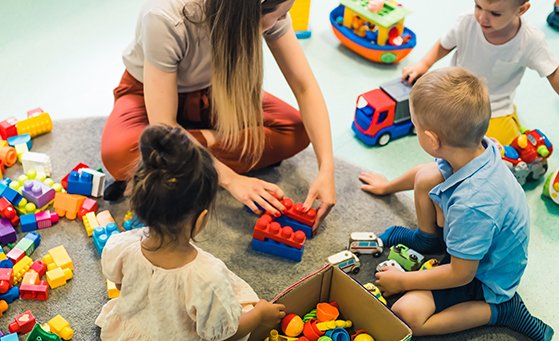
[281, 198, 317, 227]
[46, 267, 73, 289]
[48, 314, 74, 340]
[16, 112, 53, 138]
[107, 279, 120, 299]
[43, 245, 73, 271]
[53, 192, 85, 220]
[253, 214, 306, 249]
[83, 211, 100, 237]
[0, 299, 7, 317]
[96, 210, 115, 228]
[12, 255, 33, 285]
[21, 271, 39, 285]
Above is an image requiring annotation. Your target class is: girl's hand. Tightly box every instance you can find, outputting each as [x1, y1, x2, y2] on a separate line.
[255, 300, 286, 327]
[358, 171, 391, 195]
[225, 174, 285, 217]
[303, 168, 336, 229]
[375, 267, 407, 297]
[402, 61, 429, 85]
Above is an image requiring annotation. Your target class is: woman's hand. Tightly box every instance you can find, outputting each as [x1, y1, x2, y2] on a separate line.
[303, 168, 336, 229]
[224, 173, 286, 217]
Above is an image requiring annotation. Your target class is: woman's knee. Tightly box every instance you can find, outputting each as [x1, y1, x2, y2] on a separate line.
[101, 133, 140, 180]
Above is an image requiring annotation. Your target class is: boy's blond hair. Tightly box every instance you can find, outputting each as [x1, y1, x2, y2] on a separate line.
[487, 0, 528, 6]
[410, 67, 491, 148]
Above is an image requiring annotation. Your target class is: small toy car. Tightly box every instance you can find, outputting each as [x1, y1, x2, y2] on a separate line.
[388, 244, 424, 271]
[543, 167, 559, 205]
[420, 258, 439, 271]
[348, 232, 383, 257]
[376, 260, 405, 273]
[327, 250, 361, 274]
[363, 282, 387, 305]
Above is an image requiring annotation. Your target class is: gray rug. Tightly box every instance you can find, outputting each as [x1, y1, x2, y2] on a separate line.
[2, 117, 524, 340]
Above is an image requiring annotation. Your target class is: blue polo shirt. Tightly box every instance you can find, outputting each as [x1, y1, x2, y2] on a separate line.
[429, 137, 529, 304]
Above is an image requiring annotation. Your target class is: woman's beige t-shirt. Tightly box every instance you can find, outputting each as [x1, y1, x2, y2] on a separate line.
[123, 0, 292, 93]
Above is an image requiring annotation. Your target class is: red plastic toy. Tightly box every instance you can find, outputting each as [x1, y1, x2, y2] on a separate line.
[282, 198, 317, 227]
[8, 310, 36, 334]
[0, 197, 19, 227]
[0, 268, 13, 293]
[253, 214, 306, 249]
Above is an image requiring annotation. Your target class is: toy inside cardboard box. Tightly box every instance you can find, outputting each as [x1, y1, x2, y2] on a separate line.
[249, 265, 412, 341]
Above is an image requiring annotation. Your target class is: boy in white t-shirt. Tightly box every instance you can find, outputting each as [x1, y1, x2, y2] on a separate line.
[403, 0, 559, 145]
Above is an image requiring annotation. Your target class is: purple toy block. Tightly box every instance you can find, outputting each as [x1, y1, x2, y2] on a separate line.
[22, 180, 55, 208]
[0, 219, 17, 245]
[67, 171, 93, 196]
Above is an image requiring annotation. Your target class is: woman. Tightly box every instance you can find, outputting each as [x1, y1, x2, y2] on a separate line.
[101, 0, 335, 227]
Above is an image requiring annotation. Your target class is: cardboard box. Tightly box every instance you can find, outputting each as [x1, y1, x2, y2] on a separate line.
[249, 265, 412, 341]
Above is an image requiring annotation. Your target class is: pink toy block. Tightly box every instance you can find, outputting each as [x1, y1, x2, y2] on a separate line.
[27, 107, 44, 117]
[252, 214, 306, 249]
[0, 117, 17, 140]
[22, 180, 56, 208]
[29, 260, 47, 277]
[281, 198, 317, 227]
[78, 198, 98, 220]
[0, 268, 12, 293]
[35, 211, 59, 229]
[7, 248, 25, 264]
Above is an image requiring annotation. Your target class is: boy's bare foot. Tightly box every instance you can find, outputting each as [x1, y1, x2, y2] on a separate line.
[359, 171, 391, 195]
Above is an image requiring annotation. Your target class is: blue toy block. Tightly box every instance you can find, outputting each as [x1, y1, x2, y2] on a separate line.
[251, 238, 304, 262]
[20, 214, 38, 232]
[0, 260, 12, 268]
[92, 222, 120, 256]
[0, 183, 6, 197]
[275, 215, 313, 239]
[7, 134, 32, 150]
[295, 30, 312, 39]
[24, 232, 41, 248]
[67, 171, 93, 196]
[0, 186, 22, 206]
[0, 286, 19, 304]
[123, 215, 145, 230]
[0, 333, 18, 341]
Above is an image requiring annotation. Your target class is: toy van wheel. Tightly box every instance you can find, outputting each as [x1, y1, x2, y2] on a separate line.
[378, 134, 391, 146]
[410, 254, 418, 261]
[352, 267, 361, 274]
[354, 251, 361, 257]
[393, 245, 402, 253]
[373, 251, 382, 258]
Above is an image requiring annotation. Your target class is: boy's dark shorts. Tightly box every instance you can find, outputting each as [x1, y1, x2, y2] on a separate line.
[431, 254, 486, 313]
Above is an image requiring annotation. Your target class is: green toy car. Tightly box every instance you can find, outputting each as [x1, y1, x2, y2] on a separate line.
[388, 244, 424, 271]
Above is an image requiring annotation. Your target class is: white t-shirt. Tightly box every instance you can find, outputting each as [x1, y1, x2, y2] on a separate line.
[123, 0, 292, 93]
[95, 228, 259, 341]
[440, 14, 558, 118]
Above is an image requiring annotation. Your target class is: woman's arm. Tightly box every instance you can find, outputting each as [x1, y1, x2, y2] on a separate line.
[267, 28, 336, 227]
[547, 67, 559, 95]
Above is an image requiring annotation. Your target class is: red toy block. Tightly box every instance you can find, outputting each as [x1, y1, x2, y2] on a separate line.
[281, 198, 317, 227]
[8, 310, 36, 334]
[61, 163, 89, 190]
[78, 198, 98, 220]
[19, 278, 48, 301]
[0, 268, 13, 293]
[0, 117, 18, 140]
[253, 214, 306, 249]
[29, 260, 47, 278]
[7, 248, 25, 264]
[0, 197, 19, 227]
[35, 211, 59, 229]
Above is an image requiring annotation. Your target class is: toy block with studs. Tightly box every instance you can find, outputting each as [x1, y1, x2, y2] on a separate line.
[26, 324, 62, 341]
[66, 170, 93, 196]
[19, 272, 49, 301]
[46, 267, 73, 289]
[83, 211, 100, 237]
[7, 248, 25, 264]
[0, 268, 12, 293]
[96, 210, 115, 228]
[35, 211, 59, 229]
[22, 152, 52, 177]
[0, 117, 18, 140]
[8, 310, 36, 334]
[78, 198, 98, 220]
[252, 214, 306, 249]
[53, 192, 85, 220]
[0, 219, 17, 245]
[12, 256, 33, 285]
[15, 111, 52, 138]
[47, 315, 74, 340]
[81, 168, 106, 197]
[7, 134, 32, 150]
[0, 286, 19, 304]
[0, 197, 19, 227]
[251, 238, 304, 262]
[43, 245, 73, 271]
[281, 198, 317, 227]
[93, 222, 120, 256]
[60, 163, 89, 190]
[29, 260, 47, 277]
[22, 180, 56, 208]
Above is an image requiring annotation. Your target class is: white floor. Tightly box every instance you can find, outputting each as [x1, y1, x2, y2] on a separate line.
[1, 0, 558, 333]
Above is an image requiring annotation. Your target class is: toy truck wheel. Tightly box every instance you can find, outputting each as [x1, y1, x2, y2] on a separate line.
[378, 134, 391, 146]
[352, 266, 360, 275]
[373, 251, 382, 258]
[354, 251, 361, 257]
[393, 245, 402, 253]
[410, 254, 418, 261]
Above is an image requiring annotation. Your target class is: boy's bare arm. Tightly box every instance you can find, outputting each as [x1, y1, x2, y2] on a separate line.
[375, 256, 478, 296]
[360, 163, 434, 195]
[402, 40, 453, 84]
[547, 67, 559, 95]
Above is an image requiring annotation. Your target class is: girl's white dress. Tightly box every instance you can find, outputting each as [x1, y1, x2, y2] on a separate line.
[95, 228, 259, 341]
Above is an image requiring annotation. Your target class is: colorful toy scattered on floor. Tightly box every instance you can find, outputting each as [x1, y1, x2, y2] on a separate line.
[290, 0, 312, 39]
[330, 0, 416, 63]
[543, 167, 559, 206]
[327, 250, 361, 274]
[251, 213, 307, 262]
[363, 282, 387, 305]
[348, 232, 383, 257]
[352, 77, 413, 146]
[548, 0, 559, 30]
[265, 302, 375, 341]
[388, 244, 423, 271]
[495, 129, 553, 186]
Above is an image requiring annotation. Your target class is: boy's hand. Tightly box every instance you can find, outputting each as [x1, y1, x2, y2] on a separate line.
[375, 267, 406, 297]
[359, 171, 391, 195]
[254, 300, 286, 327]
[402, 61, 429, 85]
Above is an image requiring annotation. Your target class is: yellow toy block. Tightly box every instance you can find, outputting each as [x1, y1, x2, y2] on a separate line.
[15, 143, 29, 162]
[47, 314, 74, 340]
[0, 250, 7, 261]
[12, 256, 33, 285]
[43, 245, 74, 271]
[96, 210, 115, 228]
[290, 0, 311, 32]
[316, 320, 353, 331]
[46, 267, 73, 289]
[107, 279, 120, 299]
[83, 211, 100, 237]
[16, 112, 53, 138]
[0, 140, 7, 148]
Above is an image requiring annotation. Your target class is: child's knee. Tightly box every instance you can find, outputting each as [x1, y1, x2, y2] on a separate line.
[414, 163, 444, 193]
[392, 301, 427, 334]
